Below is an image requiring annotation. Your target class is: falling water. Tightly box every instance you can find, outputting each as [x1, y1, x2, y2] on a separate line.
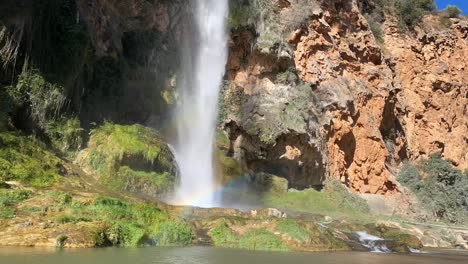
[173, 0, 229, 207]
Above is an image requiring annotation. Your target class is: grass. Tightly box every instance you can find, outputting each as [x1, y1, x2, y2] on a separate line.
[263, 180, 371, 220]
[239, 228, 289, 251]
[0, 189, 32, 219]
[275, 219, 310, 243]
[152, 221, 194, 246]
[208, 221, 289, 251]
[209, 221, 240, 247]
[0, 132, 61, 187]
[22, 193, 194, 247]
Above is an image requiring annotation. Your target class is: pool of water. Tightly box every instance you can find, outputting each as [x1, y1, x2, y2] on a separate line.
[0, 247, 467, 264]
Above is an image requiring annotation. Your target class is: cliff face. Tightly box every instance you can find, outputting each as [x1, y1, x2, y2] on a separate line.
[386, 16, 468, 170]
[222, 0, 468, 194]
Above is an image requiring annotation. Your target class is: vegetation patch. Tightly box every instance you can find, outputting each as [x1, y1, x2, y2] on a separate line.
[263, 179, 370, 220]
[0, 132, 61, 187]
[84, 122, 176, 196]
[239, 228, 289, 251]
[33, 194, 193, 247]
[209, 220, 240, 247]
[0, 189, 32, 219]
[275, 219, 310, 243]
[398, 154, 468, 224]
[152, 221, 194, 246]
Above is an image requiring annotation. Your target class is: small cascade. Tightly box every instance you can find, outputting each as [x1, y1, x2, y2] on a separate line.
[355, 232, 392, 253]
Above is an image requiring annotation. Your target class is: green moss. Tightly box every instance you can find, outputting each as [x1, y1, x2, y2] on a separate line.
[85, 122, 176, 196]
[375, 225, 423, 252]
[275, 219, 310, 243]
[209, 221, 240, 247]
[0, 132, 61, 187]
[89, 122, 163, 162]
[239, 228, 289, 251]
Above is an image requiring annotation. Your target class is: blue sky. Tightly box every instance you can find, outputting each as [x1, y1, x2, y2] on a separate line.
[436, 0, 467, 14]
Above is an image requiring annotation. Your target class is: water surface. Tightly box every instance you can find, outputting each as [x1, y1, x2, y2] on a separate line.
[1, 247, 467, 264]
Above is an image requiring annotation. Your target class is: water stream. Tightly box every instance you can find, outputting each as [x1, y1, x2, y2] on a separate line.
[173, 0, 229, 207]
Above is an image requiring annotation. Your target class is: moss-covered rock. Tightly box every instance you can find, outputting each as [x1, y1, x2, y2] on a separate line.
[79, 122, 177, 197]
[375, 224, 423, 253]
[0, 190, 194, 248]
[253, 172, 289, 194]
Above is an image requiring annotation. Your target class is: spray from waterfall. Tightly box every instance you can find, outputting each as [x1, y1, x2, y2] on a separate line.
[172, 0, 229, 207]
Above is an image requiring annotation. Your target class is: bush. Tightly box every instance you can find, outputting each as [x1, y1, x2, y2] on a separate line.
[46, 117, 84, 156]
[445, 5, 461, 18]
[399, 154, 468, 223]
[365, 14, 384, 43]
[8, 71, 66, 130]
[396, 0, 436, 28]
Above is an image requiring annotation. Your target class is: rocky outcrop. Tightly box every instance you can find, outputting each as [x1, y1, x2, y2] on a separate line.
[385, 17, 468, 170]
[221, 0, 467, 195]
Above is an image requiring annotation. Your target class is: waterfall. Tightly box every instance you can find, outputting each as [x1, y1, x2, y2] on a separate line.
[173, 0, 229, 207]
[355, 232, 391, 253]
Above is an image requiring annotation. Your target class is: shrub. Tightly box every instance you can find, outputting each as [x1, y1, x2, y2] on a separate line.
[229, 1, 254, 30]
[46, 117, 84, 156]
[445, 5, 461, 18]
[396, 0, 436, 28]
[8, 70, 66, 130]
[399, 154, 468, 223]
[365, 14, 384, 44]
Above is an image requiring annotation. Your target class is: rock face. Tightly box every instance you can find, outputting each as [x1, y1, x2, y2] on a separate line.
[385, 17, 468, 169]
[221, 0, 467, 194]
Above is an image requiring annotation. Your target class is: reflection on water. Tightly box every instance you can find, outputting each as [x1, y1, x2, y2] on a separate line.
[0, 247, 467, 264]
